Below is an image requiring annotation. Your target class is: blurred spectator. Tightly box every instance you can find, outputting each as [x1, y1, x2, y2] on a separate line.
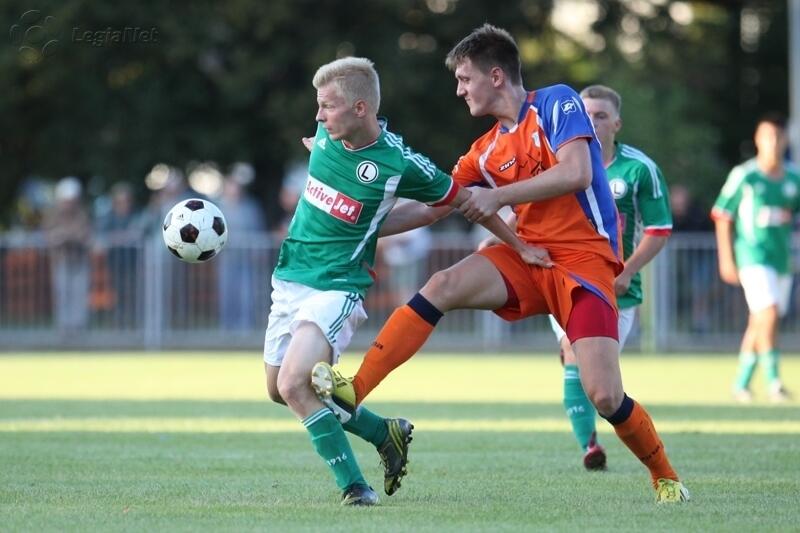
[11, 177, 50, 232]
[669, 184, 715, 334]
[95, 182, 145, 328]
[273, 160, 307, 241]
[4, 178, 52, 323]
[42, 177, 91, 334]
[217, 163, 267, 330]
[140, 165, 193, 236]
[670, 183, 711, 232]
[377, 226, 432, 307]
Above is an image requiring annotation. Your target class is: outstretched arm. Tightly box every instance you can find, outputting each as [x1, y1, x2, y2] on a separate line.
[382, 187, 550, 266]
[450, 187, 551, 267]
[379, 200, 453, 237]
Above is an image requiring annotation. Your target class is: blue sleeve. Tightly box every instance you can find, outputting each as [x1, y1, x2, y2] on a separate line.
[535, 85, 594, 152]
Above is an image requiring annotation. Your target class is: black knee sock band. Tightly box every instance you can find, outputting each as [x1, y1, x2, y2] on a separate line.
[407, 293, 443, 326]
[603, 393, 634, 425]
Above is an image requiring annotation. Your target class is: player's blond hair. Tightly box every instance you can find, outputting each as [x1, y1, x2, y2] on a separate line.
[580, 85, 622, 115]
[313, 57, 380, 113]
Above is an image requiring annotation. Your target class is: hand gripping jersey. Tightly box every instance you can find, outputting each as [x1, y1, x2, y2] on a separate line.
[607, 142, 672, 309]
[452, 85, 622, 270]
[274, 121, 456, 297]
[712, 158, 800, 274]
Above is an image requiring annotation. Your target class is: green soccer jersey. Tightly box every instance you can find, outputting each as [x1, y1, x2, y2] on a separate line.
[274, 121, 455, 297]
[712, 158, 800, 274]
[606, 143, 672, 309]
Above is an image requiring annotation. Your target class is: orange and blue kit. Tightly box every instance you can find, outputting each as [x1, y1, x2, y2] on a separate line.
[452, 84, 623, 333]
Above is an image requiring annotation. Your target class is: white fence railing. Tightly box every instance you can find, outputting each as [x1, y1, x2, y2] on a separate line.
[2, 231, 799, 352]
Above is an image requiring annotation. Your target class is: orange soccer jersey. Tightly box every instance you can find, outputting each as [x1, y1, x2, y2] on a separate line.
[452, 85, 623, 324]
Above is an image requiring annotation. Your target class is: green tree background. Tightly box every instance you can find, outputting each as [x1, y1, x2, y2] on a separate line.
[0, 0, 789, 227]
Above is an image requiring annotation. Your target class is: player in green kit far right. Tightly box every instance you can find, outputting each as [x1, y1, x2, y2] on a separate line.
[264, 56, 549, 506]
[712, 113, 799, 403]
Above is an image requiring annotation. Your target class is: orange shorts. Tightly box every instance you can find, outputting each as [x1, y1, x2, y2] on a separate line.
[477, 243, 619, 328]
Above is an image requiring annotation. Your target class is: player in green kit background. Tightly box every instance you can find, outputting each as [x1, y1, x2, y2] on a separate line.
[545, 85, 672, 470]
[712, 113, 798, 404]
[264, 56, 547, 506]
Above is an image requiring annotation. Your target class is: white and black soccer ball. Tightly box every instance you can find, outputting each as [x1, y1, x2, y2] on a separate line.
[162, 199, 227, 263]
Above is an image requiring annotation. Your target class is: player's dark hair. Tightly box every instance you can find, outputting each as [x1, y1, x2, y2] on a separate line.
[445, 23, 522, 85]
[756, 111, 787, 131]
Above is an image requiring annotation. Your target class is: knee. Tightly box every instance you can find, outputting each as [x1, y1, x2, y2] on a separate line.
[587, 387, 624, 417]
[422, 268, 463, 309]
[266, 383, 285, 405]
[276, 374, 307, 407]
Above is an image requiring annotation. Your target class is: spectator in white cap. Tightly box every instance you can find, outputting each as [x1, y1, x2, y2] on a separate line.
[43, 176, 92, 335]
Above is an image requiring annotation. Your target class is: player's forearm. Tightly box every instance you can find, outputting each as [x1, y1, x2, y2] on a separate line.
[379, 200, 452, 237]
[502, 210, 518, 229]
[495, 141, 591, 207]
[494, 165, 583, 206]
[479, 214, 529, 255]
[479, 211, 518, 248]
[622, 234, 669, 276]
[713, 218, 736, 266]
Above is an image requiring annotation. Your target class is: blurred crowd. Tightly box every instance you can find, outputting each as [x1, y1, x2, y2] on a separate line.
[5, 162, 289, 334]
[4, 164, 715, 338]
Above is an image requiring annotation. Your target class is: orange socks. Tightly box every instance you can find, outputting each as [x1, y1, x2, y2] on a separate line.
[352, 304, 437, 403]
[611, 398, 678, 487]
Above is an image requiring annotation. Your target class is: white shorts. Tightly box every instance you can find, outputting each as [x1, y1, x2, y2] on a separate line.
[263, 276, 367, 367]
[739, 265, 792, 316]
[548, 306, 637, 349]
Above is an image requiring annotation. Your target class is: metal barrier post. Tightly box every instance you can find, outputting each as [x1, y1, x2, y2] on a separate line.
[143, 236, 164, 350]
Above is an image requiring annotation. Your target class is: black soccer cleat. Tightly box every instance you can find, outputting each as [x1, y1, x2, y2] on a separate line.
[341, 484, 379, 506]
[378, 418, 414, 495]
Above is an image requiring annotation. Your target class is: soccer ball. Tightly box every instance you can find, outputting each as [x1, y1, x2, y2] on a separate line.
[162, 199, 227, 263]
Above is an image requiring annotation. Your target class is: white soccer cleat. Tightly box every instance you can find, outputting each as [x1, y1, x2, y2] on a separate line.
[311, 362, 355, 423]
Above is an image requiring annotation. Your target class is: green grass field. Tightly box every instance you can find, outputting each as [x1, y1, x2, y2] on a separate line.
[1, 353, 799, 532]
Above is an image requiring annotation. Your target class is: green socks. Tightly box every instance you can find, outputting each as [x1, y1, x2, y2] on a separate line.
[563, 364, 597, 450]
[734, 352, 757, 391]
[343, 405, 389, 447]
[303, 408, 366, 490]
[760, 349, 780, 387]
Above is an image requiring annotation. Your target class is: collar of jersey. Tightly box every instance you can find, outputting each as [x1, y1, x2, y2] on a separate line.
[499, 90, 533, 134]
[605, 141, 619, 169]
[749, 158, 791, 181]
[341, 117, 387, 152]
